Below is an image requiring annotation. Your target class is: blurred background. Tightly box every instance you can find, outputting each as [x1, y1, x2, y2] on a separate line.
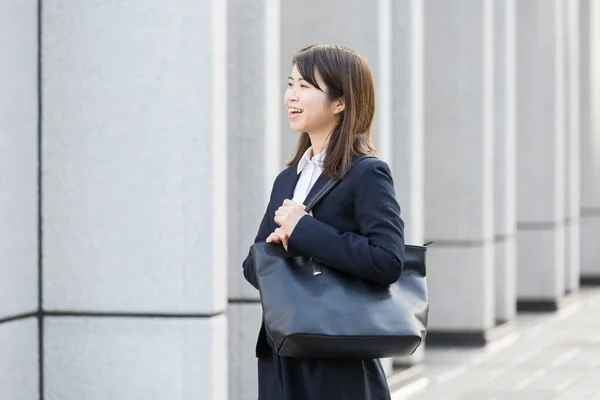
[2, 0, 600, 399]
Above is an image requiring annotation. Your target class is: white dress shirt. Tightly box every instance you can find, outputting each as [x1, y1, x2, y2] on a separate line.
[292, 147, 326, 205]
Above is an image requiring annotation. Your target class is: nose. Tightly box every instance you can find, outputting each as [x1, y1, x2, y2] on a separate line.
[285, 86, 299, 102]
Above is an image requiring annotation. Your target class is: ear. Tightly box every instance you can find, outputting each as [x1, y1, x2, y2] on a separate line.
[332, 97, 345, 114]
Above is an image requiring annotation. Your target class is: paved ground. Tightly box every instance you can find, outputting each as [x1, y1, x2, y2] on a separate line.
[391, 286, 600, 400]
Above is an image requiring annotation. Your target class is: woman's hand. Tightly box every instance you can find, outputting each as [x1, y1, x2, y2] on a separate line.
[266, 227, 290, 251]
[274, 199, 308, 237]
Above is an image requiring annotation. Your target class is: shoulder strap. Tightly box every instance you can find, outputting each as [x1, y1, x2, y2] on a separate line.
[304, 154, 375, 213]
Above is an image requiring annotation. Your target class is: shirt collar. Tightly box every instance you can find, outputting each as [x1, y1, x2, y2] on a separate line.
[297, 147, 326, 173]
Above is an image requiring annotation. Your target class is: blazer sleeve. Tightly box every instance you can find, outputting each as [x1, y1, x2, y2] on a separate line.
[287, 158, 405, 285]
[241, 204, 272, 290]
[242, 169, 287, 290]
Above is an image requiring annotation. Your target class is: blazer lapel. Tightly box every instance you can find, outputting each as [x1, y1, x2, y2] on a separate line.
[301, 172, 332, 207]
[272, 168, 301, 207]
[271, 167, 332, 208]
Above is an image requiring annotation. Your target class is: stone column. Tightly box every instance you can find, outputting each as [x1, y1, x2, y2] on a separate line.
[580, 0, 600, 282]
[0, 2, 40, 399]
[227, 0, 282, 398]
[423, 0, 497, 343]
[390, 0, 425, 262]
[564, 0, 582, 294]
[42, 1, 228, 399]
[515, 0, 567, 310]
[389, 0, 426, 366]
[493, 0, 518, 324]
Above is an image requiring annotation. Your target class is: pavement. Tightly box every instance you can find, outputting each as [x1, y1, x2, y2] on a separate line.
[390, 286, 600, 400]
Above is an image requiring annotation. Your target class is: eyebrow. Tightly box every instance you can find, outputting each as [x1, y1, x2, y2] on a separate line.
[288, 76, 307, 81]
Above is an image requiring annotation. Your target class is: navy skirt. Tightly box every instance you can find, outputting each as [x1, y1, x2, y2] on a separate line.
[257, 328, 392, 400]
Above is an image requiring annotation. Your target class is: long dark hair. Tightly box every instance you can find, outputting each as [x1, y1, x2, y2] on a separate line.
[286, 44, 378, 180]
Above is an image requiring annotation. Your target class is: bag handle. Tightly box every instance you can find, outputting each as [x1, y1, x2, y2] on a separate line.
[304, 154, 375, 213]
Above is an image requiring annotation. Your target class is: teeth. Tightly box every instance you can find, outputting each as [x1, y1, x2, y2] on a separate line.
[288, 107, 302, 113]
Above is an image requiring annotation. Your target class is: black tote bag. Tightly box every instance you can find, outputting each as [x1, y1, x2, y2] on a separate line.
[251, 157, 430, 360]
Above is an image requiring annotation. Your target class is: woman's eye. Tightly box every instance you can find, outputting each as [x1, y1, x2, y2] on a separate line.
[287, 82, 293, 87]
[300, 84, 309, 88]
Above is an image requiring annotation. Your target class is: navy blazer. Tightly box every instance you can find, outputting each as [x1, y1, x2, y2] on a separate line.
[242, 155, 406, 357]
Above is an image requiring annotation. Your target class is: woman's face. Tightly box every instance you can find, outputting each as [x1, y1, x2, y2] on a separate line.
[284, 64, 339, 135]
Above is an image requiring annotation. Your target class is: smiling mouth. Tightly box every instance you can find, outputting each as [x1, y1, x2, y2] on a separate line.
[288, 107, 303, 115]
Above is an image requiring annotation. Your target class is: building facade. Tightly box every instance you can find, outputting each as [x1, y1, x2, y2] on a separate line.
[1, 0, 600, 399]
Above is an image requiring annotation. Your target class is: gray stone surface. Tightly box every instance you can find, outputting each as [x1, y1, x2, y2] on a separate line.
[228, 303, 262, 400]
[493, 0, 517, 323]
[494, 238, 517, 321]
[516, 0, 566, 225]
[516, 227, 565, 300]
[425, 244, 495, 331]
[581, 216, 600, 278]
[0, 0, 38, 320]
[580, 0, 600, 278]
[565, 220, 581, 292]
[390, 0, 424, 246]
[422, 0, 495, 332]
[41, 0, 227, 314]
[0, 318, 39, 400]
[227, 0, 282, 302]
[423, 0, 495, 242]
[44, 315, 227, 400]
[515, 0, 567, 301]
[401, 287, 600, 399]
[564, 0, 581, 294]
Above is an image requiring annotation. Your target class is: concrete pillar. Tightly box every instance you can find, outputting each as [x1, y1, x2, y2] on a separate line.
[227, 0, 282, 398]
[423, 0, 497, 343]
[564, 0, 582, 293]
[580, 0, 600, 282]
[0, 2, 40, 399]
[515, 0, 567, 310]
[0, 320, 39, 400]
[493, 0, 518, 324]
[42, 1, 228, 399]
[389, 0, 426, 366]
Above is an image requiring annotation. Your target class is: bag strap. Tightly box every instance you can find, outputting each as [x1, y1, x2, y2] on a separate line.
[304, 155, 375, 213]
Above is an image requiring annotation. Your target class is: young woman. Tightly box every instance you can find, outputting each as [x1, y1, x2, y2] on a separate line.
[242, 44, 406, 400]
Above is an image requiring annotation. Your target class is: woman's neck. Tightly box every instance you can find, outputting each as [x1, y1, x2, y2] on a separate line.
[307, 130, 331, 156]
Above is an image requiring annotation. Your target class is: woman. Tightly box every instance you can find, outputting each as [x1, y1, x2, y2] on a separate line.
[242, 44, 406, 400]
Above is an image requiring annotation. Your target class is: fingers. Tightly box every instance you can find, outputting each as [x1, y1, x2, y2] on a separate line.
[275, 200, 308, 234]
[266, 229, 288, 240]
[266, 233, 281, 243]
[275, 207, 293, 216]
[266, 229, 289, 251]
[274, 206, 292, 226]
[274, 227, 288, 238]
[282, 199, 305, 210]
[275, 228, 289, 251]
